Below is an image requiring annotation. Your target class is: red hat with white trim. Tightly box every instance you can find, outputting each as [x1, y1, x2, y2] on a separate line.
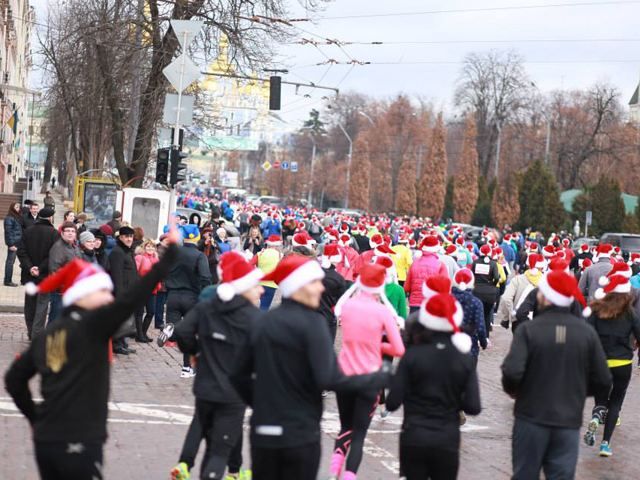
[527, 253, 546, 271]
[338, 233, 351, 246]
[599, 262, 632, 286]
[445, 245, 457, 256]
[321, 243, 342, 268]
[216, 251, 264, 302]
[629, 253, 640, 264]
[538, 270, 590, 316]
[595, 274, 631, 300]
[261, 254, 325, 298]
[542, 245, 556, 258]
[339, 222, 350, 233]
[596, 244, 613, 257]
[582, 258, 593, 270]
[548, 257, 570, 273]
[454, 268, 475, 291]
[580, 244, 590, 253]
[562, 238, 570, 247]
[25, 258, 113, 307]
[455, 236, 465, 247]
[370, 233, 395, 254]
[292, 232, 313, 249]
[409, 238, 417, 249]
[479, 244, 492, 257]
[356, 264, 387, 294]
[420, 236, 440, 253]
[265, 235, 283, 247]
[375, 255, 394, 271]
[325, 228, 339, 242]
[418, 293, 471, 353]
[422, 275, 452, 299]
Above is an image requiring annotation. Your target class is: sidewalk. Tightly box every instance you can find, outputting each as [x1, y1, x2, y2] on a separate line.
[0, 191, 66, 312]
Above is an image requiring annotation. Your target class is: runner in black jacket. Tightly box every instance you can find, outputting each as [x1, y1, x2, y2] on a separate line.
[231, 255, 389, 480]
[4, 229, 179, 480]
[319, 243, 348, 342]
[173, 251, 263, 480]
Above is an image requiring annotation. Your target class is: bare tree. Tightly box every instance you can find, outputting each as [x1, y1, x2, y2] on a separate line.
[454, 50, 532, 178]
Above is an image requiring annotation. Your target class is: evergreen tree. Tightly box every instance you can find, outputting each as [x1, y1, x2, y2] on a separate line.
[492, 173, 521, 229]
[471, 177, 493, 226]
[418, 113, 447, 219]
[395, 153, 418, 215]
[516, 160, 566, 235]
[573, 177, 625, 236]
[453, 115, 479, 223]
[443, 177, 455, 220]
[349, 136, 371, 211]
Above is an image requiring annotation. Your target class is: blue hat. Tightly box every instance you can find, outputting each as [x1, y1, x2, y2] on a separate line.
[181, 224, 200, 242]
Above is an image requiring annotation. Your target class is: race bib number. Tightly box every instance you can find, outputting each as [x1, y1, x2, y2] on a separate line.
[475, 264, 491, 275]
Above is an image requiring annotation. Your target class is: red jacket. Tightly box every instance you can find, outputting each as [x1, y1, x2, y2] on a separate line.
[404, 253, 448, 307]
[135, 253, 161, 294]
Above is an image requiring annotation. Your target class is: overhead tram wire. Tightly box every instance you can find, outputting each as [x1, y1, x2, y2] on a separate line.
[312, 0, 640, 20]
[289, 38, 640, 46]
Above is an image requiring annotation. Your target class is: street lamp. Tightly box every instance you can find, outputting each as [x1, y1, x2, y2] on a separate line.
[300, 126, 318, 205]
[337, 122, 353, 209]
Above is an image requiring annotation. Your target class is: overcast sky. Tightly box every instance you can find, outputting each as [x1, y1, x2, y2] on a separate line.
[29, 0, 640, 127]
[274, 0, 640, 124]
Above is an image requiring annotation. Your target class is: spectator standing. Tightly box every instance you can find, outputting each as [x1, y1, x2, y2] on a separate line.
[16, 207, 58, 339]
[215, 227, 232, 254]
[108, 226, 140, 354]
[242, 225, 264, 256]
[42, 191, 55, 210]
[78, 231, 98, 264]
[107, 211, 122, 234]
[58, 211, 75, 233]
[4, 202, 24, 286]
[92, 230, 110, 271]
[134, 240, 159, 342]
[23, 202, 39, 229]
[75, 212, 88, 235]
[197, 226, 221, 284]
[48, 222, 81, 323]
[501, 270, 612, 480]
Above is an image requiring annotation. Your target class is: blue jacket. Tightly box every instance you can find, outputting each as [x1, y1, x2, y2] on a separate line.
[4, 214, 22, 247]
[631, 274, 640, 290]
[261, 218, 281, 238]
[452, 287, 487, 357]
[501, 241, 516, 264]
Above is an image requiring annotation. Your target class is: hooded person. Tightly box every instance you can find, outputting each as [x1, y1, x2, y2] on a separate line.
[497, 253, 546, 332]
[404, 236, 449, 313]
[171, 251, 263, 480]
[328, 263, 405, 480]
[318, 243, 349, 342]
[230, 255, 390, 480]
[4, 228, 179, 480]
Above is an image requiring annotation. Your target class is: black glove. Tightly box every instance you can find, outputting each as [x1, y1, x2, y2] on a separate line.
[500, 319, 510, 330]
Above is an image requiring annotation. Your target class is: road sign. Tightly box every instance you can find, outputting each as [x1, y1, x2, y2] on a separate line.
[291, 161, 298, 172]
[163, 53, 201, 93]
[170, 20, 204, 50]
[262, 161, 272, 171]
[586, 211, 592, 226]
[273, 160, 281, 169]
[163, 94, 194, 126]
[281, 161, 290, 170]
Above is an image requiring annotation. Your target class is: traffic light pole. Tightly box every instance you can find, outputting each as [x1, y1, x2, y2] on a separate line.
[173, 31, 189, 148]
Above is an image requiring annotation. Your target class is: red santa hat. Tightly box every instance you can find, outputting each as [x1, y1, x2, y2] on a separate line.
[370, 233, 395, 254]
[418, 293, 470, 353]
[629, 253, 640, 264]
[562, 238, 570, 247]
[454, 268, 475, 291]
[420, 236, 441, 254]
[527, 253, 546, 271]
[538, 270, 591, 316]
[26, 258, 113, 307]
[596, 244, 613, 258]
[542, 245, 556, 258]
[599, 262, 632, 286]
[528, 242, 540, 253]
[548, 257, 570, 273]
[580, 244, 590, 253]
[321, 243, 343, 269]
[582, 258, 593, 270]
[445, 245, 457, 256]
[595, 274, 631, 300]
[261, 254, 324, 298]
[398, 234, 409, 244]
[408, 238, 417, 249]
[216, 252, 264, 302]
[479, 244, 492, 257]
[422, 275, 452, 300]
[325, 228, 339, 242]
[265, 235, 283, 247]
[339, 222, 350, 234]
[292, 232, 313, 249]
[455, 236, 465, 247]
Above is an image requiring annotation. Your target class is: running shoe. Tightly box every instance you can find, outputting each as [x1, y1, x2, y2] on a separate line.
[584, 418, 599, 447]
[180, 366, 195, 378]
[157, 323, 175, 347]
[170, 462, 190, 480]
[240, 470, 252, 480]
[599, 441, 612, 457]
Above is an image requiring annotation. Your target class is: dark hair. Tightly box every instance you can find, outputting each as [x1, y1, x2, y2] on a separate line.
[63, 210, 75, 221]
[61, 221, 77, 231]
[133, 227, 145, 241]
[7, 202, 20, 217]
[590, 293, 634, 320]
[406, 321, 435, 345]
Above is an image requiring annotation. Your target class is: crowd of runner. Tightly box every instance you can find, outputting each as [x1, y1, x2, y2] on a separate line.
[3, 192, 640, 480]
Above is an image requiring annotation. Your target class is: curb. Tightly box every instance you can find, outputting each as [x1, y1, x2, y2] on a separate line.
[0, 305, 23, 313]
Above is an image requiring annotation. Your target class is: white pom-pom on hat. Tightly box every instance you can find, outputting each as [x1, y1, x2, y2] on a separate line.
[24, 282, 38, 296]
[451, 332, 472, 353]
[594, 288, 606, 300]
[598, 276, 610, 287]
[582, 306, 592, 318]
[217, 283, 235, 302]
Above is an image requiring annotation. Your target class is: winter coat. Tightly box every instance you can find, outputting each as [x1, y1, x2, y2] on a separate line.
[452, 287, 487, 357]
[501, 306, 611, 429]
[79, 248, 98, 264]
[16, 220, 59, 285]
[471, 256, 501, 303]
[165, 243, 211, 294]
[22, 213, 38, 229]
[404, 253, 449, 307]
[48, 239, 81, 273]
[438, 253, 460, 279]
[337, 245, 359, 282]
[391, 244, 412, 283]
[495, 270, 542, 327]
[579, 258, 613, 301]
[174, 294, 259, 404]
[587, 307, 640, 363]
[108, 240, 139, 296]
[135, 252, 160, 295]
[4, 213, 23, 247]
[318, 266, 348, 328]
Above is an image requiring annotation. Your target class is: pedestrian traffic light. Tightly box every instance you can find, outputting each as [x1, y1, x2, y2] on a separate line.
[269, 76, 281, 111]
[155, 147, 170, 185]
[170, 148, 188, 187]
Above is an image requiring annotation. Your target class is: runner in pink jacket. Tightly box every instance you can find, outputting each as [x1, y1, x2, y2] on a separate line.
[330, 264, 405, 480]
[404, 236, 449, 310]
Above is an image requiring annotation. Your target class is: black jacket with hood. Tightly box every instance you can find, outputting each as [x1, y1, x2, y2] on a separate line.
[174, 293, 259, 404]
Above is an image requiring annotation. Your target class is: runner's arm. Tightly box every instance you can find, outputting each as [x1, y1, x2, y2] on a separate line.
[386, 354, 409, 412]
[4, 346, 38, 423]
[501, 325, 530, 397]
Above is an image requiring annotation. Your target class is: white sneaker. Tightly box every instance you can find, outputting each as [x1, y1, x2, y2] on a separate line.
[157, 323, 175, 347]
[180, 366, 195, 378]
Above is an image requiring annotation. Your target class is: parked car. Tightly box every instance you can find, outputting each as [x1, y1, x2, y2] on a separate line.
[572, 237, 598, 251]
[599, 233, 640, 258]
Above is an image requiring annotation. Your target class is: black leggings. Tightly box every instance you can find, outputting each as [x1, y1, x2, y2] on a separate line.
[594, 364, 633, 443]
[481, 300, 495, 338]
[334, 389, 379, 474]
[35, 441, 103, 480]
[400, 443, 459, 480]
[252, 442, 321, 480]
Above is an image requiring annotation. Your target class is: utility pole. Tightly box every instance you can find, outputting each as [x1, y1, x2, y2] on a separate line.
[494, 121, 502, 179]
[337, 122, 353, 209]
[544, 118, 551, 164]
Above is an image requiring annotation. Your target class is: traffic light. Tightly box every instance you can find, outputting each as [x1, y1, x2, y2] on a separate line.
[155, 147, 170, 185]
[170, 147, 188, 187]
[269, 76, 281, 110]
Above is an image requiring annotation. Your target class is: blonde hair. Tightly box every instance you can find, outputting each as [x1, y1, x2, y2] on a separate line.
[141, 239, 157, 252]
